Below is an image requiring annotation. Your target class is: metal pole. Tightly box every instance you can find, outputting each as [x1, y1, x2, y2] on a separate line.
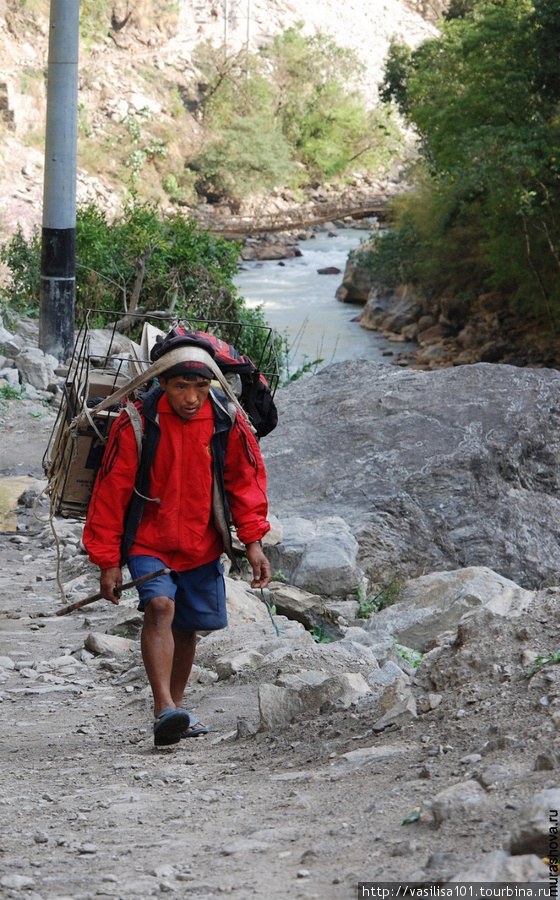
[39, 0, 80, 363]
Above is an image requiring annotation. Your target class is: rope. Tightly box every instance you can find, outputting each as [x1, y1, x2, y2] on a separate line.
[78, 346, 254, 433]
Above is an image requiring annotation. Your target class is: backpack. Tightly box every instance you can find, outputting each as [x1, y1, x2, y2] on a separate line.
[194, 331, 278, 439]
[45, 322, 279, 518]
[150, 326, 278, 439]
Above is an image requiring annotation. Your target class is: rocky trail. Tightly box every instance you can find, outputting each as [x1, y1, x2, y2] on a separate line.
[1, 372, 560, 899]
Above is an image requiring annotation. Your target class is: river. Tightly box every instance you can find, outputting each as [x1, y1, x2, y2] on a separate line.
[234, 227, 414, 377]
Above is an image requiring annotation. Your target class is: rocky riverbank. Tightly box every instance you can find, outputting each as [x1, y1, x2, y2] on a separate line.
[336, 244, 560, 371]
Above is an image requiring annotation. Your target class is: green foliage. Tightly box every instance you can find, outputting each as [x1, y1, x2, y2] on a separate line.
[79, 0, 111, 44]
[377, 0, 560, 324]
[0, 384, 24, 400]
[310, 624, 335, 644]
[0, 224, 41, 320]
[282, 354, 325, 385]
[0, 199, 277, 365]
[186, 28, 401, 202]
[74, 199, 251, 332]
[192, 116, 294, 201]
[528, 649, 560, 678]
[395, 643, 423, 668]
[357, 580, 402, 618]
[271, 570, 289, 583]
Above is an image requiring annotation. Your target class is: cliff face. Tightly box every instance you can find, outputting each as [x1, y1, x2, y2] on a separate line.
[0, 0, 436, 240]
[263, 359, 560, 590]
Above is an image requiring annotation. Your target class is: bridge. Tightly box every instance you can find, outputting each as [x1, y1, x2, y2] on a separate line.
[195, 194, 389, 238]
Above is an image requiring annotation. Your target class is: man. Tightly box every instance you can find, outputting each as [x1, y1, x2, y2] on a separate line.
[83, 330, 271, 747]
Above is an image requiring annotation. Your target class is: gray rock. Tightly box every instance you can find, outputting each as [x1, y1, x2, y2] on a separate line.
[268, 583, 324, 629]
[225, 577, 269, 626]
[334, 239, 376, 302]
[263, 361, 560, 588]
[299, 672, 370, 710]
[293, 531, 364, 596]
[448, 851, 548, 882]
[368, 567, 533, 652]
[508, 789, 560, 856]
[323, 599, 360, 621]
[215, 649, 265, 679]
[275, 670, 329, 690]
[380, 676, 413, 713]
[476, 765, 512, 789]
[84, 632, 138, 657]
[534, 751, 560, 771]
[266, 515, 363, 595]
[333, 742, 410, 773]
[264, 516, 317, 578]
[0, 873, 36, 890]
[367, 661, 408, 688]
[222, 838, 271, 854]
[326, 638, 380, 669]
[0, 319, 15, 344]
[430, 780, 487, 824]
[372, 693, 417, 732]
[0, 367, 20, 386]
[17, 479, 48, 508]
[15, 346, 58, 390]
[258, 684, 304, 731]
[361, 284, 421, 331]
[196, 618, 315, 669]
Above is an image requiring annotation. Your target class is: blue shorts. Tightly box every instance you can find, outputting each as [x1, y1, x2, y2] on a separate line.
[127, 555, 227, 632]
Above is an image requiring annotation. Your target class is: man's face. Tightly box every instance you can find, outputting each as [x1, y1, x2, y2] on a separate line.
[160, 374, 211, 422]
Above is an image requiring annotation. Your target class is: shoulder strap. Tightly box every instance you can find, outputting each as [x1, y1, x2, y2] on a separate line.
[119, 390, 162, 566]
[123, 400, 143, 458]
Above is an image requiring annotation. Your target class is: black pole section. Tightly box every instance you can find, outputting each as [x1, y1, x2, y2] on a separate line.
[39, 0, 80, 364]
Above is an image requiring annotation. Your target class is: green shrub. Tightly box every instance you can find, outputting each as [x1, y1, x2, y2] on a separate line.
[0, 198, 279, 366]
[0, 224, 41, 320]
[191, 116, 294, 201]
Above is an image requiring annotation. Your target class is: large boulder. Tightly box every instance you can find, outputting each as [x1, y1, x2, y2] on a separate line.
[263, 361, 560, 588]
[266, 516, 364, 596]
[369, 567, 534, 652]
[360, 284, 422, 333]
[335, 239, 376, 303]
[15, 347, 58, 390]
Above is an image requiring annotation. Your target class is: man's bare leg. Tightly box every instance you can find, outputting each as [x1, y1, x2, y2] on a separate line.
[170, 629, 197, 707]
[141, 595, 176, 716]
[171, 629, 207, 733]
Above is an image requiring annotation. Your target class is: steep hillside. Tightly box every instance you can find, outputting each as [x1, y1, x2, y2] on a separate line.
[0, 0, 436, 240]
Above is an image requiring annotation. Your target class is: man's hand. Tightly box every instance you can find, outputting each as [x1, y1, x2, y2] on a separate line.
[100, 567, 123, 605]
[245, 542, 271, 589]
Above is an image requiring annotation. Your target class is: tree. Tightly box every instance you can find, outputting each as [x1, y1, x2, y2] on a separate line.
[376, 0, 560, 322]
[0, 199, 274, 361]
[185, 28, 401, 201]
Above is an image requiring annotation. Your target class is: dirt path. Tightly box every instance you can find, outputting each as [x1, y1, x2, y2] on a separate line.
[0, 396, 557, 898]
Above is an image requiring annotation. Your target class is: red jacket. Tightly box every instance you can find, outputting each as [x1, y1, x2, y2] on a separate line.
[83, 392, 270, 571]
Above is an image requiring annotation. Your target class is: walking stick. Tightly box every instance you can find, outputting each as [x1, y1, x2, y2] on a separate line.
[55, 568, 171, 616]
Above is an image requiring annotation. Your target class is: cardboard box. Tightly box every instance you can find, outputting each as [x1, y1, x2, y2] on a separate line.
[55, 409, 122, 517]
[64, 368, 129, 420]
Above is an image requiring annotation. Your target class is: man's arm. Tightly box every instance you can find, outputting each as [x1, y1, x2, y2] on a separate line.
[223, 417, 272, 588]
[245, 541, 271, 589]
[83, 412, 139, 589]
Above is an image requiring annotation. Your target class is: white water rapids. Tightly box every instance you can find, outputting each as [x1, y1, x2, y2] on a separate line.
[234, 227, 415, 377]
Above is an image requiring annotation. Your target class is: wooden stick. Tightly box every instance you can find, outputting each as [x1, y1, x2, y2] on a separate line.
[55, 568, 171, 616]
